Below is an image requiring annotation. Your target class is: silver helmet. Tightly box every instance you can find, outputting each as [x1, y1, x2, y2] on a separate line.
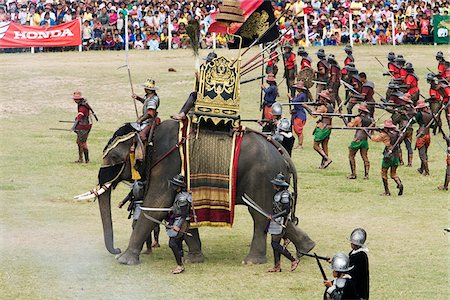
[132, 181, 145, 199]
[348, 228, 367, 247]
[278, 118, 291, 132]
[330, 252, 354, 272]
[272, 102, 282, 116]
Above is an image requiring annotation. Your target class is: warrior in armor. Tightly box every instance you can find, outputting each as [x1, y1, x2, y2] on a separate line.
[438, 135, 450, 191]
[327, 54, 342, 112]
[436, 79, 450, 131]
[346, 68, 363, 120]
[323, 253, 358, 300]
[346, 103, 373, 180]
[427, 73, 443, 135]
[117, 181, 156, 254]
[272, 118, 295, 156]
[359, 73, 375, 117]
[370, 119, 404, 196]
[71, 91, 93, 163]
[261, 101, 282, 134]
[282, 43, 297, 98]
[133, 79, 160, 142]
[443, 60, 450, 84]
[261, 73, 278, 119]
[403, 63, 420, 105]
[267, 173, 299, 273]
[289, 81, 309, 149]
[347, 228, 370, 300]
[388, 93, 416, 167]
[172, 52, 218, 120]
[396, 55, 407, 83]
[297, 46, 312, 70]
[266, 48, 279, 77]
[436, 51, 446, 79]
[315, 48, 329, 99]
[312, 90, 333, 169]
[167, 174, 192, 274]
[341, 44, 354, 78]
[414, 99, 433, 176]
[342, 63, 358, 103]
[385, 51, 399, 78]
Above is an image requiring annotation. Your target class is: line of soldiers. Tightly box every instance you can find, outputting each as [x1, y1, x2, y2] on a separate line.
[262, 46, 450, 195]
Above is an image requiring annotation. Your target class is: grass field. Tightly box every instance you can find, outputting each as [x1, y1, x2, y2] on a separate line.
[0, 45, 449, 299]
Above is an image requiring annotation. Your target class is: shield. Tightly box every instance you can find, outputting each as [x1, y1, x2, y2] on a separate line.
[297, 67, 315, 88]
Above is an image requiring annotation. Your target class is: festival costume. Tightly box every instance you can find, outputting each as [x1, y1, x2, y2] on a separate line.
[316, 58, 330, 98]
[73, 93, 92, 163]
[313, 91, 333, 168]
[268, 174, 298, 273]
[283, 45, 297, 97]
[415, 102, 433, 176]
[348, 248, 370, 300]
[329, 61, 342, 112]
[266, 50, 279, 76]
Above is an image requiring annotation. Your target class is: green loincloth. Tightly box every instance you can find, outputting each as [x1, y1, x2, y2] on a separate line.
[349, 140, 369, 150]
[382, 156, 400, 169]
[313, 127, 331, 142]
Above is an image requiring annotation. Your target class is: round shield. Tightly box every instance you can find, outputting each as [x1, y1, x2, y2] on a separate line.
[297, 67, 315, 89]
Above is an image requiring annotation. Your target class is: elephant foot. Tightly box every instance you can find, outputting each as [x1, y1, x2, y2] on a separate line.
[242, 254, 267, 265]
[116, 248, 140, 265]
[184, 252, 205, 263]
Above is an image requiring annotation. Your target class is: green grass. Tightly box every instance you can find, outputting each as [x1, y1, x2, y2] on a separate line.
[0, 45, 449, 299]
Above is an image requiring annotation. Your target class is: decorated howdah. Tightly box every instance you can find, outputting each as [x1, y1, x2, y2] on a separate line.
[193, 55, 241, 126]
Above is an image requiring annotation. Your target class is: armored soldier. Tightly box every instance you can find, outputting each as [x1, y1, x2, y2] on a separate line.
[396, 55, 407, 83]
[261, 73, 278, 119]
[404, 63, 420, 104]
[323, 253, 358, 300]
[117, 181, 154, 254]
[315, 48, 329, 99]
[415, 99, 433, 176]
[261, 101, 282, 134]
[272, 118, 295, 156]
[342, 63, 358, 102]
[438, 135, 450, 191]
[427, 73, 443, 135]
[173, 52, 218, 120]
[133, 79, 160, 142]
[328, 54, 342, 112]
[282, 43, 297, 97]
[340, 44, 354, 78]
[312, 90, 333, 169]
[436, 51, 446, 79]
[266, 48, 279, 77]
[346, 68, 363, 119]
[297, 46, 312, 70]
[167, 174, 192, 274]
[385, 51, 399, 78]
[71, 91, 93, 163]
[443, 61, 450, 84]
[359, 73, 375, 117]
[388, 93, 416, 167]
[436, 80, 450, 131]
[347, 228, 370, 300]
[289, 81, 309, 149]
[370, 119, 404, 196]
[347, 103, 373, 180]
[267, 173, 299, 273]
[386, 80, 403, 102]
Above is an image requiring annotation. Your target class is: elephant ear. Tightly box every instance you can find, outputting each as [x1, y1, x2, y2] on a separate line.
[98, 164, 125, 186]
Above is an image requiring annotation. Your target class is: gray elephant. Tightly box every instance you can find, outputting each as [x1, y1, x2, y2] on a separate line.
[76, 120, 315, 265]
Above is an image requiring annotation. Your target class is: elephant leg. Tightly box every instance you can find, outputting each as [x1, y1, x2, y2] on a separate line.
[242, 207, 268, 264]
[284, 221, 316, 258]
[184, 228, 205, 263]
[117, 216, 156, 265]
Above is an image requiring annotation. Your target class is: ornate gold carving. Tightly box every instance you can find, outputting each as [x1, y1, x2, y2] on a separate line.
[240, 10, 269, 39]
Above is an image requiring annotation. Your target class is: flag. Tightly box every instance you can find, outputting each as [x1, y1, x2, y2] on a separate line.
[208, 0, 279, 48]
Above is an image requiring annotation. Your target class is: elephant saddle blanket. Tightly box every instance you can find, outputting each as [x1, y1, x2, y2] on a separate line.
[179, 118, 243, 228]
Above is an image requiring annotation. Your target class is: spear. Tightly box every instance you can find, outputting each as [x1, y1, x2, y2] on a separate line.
[49, 128, 72, 131]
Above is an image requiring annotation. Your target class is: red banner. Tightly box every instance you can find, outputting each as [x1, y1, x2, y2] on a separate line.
[0, 19, 81, 48]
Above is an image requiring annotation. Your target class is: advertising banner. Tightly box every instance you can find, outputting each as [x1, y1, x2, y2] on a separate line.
[433, 15, 450, 44]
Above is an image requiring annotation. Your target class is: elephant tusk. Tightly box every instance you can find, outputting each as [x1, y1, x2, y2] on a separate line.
[73, 183, 112, 201]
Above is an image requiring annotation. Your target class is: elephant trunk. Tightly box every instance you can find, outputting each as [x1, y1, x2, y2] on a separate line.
[98, 188, 121, 255]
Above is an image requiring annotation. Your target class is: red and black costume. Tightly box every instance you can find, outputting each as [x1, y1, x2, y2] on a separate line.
[74, 98, 92, 163]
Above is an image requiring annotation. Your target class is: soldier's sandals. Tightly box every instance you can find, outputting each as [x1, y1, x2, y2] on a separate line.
[347, 174, 357, 179]
[267, 266, 281, 272]
[438, 185, 448, 191]
[323, 160, 333, 169]
[172, 266, 185, 274]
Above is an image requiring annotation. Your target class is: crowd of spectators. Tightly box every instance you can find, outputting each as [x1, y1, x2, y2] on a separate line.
[0, 0, 449, 51]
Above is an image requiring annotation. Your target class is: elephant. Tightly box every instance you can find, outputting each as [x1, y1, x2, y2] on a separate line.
[76, 119, 316, 265]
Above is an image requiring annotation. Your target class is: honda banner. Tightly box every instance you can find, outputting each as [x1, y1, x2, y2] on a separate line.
[0, 19, 81, 48]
